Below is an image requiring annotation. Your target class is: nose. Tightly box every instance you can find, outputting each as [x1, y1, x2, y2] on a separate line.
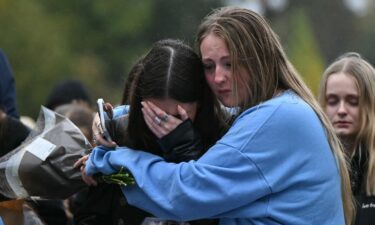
[337, 101, 347, 116]
[213, 65, 228, 84]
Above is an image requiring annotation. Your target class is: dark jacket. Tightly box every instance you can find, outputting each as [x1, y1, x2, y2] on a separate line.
[0, 114, 30, 202]
[0, 49, 19, 119]
[73, 120, 217, 225]
[351, 148, 375, 225]
[0, 115, 30, 157]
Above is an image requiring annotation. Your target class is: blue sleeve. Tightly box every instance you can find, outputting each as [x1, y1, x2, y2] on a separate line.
[102, 105, 129, 119]
[0, 49, 19, 119]
[86, 140, 270, 221]
[106, 105, 129, 119]
[113, 105, 130, 118]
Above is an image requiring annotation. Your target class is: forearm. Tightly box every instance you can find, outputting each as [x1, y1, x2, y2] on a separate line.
[86, 145, 270, 221]
[85, 147, 119, 176]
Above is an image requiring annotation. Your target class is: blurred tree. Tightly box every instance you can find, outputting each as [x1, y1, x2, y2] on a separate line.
[0, 0, 224, 118]
[143, 0, 223, 45]
[38, 0, 223, 105]
[286, 8, 325, 96]
[0, 0, 72, 118]
[355, 6, 375, 65]
[36, 0, 155, 107]
[262, 0, 375, 94]
[265, 0, 360, 62]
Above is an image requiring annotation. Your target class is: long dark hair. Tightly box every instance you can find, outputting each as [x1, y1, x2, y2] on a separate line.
[125, 39, 228, 156]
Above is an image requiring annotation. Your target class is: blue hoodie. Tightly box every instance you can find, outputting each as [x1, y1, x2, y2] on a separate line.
[86, 90, 345, 225]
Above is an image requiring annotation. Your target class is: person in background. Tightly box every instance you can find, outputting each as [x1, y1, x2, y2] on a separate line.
[0, 108, 45, 225]
[55, 103, 94, 144]
[0, 49, 19, 119]
[82, 7, 354, 225]
[0, 108, 29, 225]
[319, 52, 375, 225]
[0, 108, 30, 158]
[45, 79, 93, 111]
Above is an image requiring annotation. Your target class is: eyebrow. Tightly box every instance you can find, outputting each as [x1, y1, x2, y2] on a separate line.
[326, 92, 358, 96]
[202, 55, 230, 61]
[326, 93, 359, 99]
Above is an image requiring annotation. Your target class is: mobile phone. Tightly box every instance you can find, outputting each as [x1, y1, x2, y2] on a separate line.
[96, 98, 113, 142]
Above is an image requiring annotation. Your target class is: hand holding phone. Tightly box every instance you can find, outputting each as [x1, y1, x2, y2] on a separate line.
[96, 98, 113, 142]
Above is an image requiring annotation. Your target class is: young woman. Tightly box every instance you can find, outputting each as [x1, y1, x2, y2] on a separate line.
[82, 7, 354, 225]
[75, 39, 228, 225]
[319, 52, 375, 225]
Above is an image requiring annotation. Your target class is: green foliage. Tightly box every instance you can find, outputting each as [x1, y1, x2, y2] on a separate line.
[1, 0, 374, 118]
[286, 8, 325, 96]
[355, 7, 375, 65]
[100, 167, 135, 186]
[0, 0, 72, 118]
[0, 0, 223, 118]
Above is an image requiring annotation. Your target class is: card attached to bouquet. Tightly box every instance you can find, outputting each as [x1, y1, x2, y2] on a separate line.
[25, 137, 56, 161]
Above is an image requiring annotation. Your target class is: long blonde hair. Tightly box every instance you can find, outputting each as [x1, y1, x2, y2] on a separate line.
[319, 52, 375, 196]
[197, 6, 354, 224]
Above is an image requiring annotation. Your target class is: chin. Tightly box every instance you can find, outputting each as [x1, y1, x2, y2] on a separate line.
[336, 130, 355, 137]
[221, 101, 236, 108]
[218, 98, 235, 108]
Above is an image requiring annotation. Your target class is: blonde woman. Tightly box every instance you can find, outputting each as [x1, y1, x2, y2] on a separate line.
[319, 52, 375, 225]
[83, 7, 354, 225]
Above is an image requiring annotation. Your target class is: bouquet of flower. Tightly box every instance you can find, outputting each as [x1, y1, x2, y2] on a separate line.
[98, 166, 135, 186]
[0, 106, 90, 199]
[96, 112, 135, 186]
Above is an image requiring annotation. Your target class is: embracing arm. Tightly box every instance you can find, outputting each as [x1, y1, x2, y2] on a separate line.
[85, 102, 272, 221]
[85, 143, 270, 221]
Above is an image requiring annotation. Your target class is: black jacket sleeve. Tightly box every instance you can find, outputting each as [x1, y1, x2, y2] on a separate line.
[157, 119, 203, 163]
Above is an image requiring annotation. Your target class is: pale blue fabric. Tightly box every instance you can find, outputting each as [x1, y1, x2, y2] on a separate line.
[113, 105, 129, 118]
[103, 104, 129, 120]
[87, 90, 345, 225]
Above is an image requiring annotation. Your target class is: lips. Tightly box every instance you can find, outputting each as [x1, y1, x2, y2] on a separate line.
[217, 89, 231, 95]
[334, 121, 352, 128]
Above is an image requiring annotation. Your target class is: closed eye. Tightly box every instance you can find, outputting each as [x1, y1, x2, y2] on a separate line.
[326, 96, 339, 106]
[203, 63, 214, 72]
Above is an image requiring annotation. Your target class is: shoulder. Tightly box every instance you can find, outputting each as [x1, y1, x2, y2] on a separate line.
[221, 90, 325, 150]
[234, 90, 316, 132]
[263, 90, 320, 129]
